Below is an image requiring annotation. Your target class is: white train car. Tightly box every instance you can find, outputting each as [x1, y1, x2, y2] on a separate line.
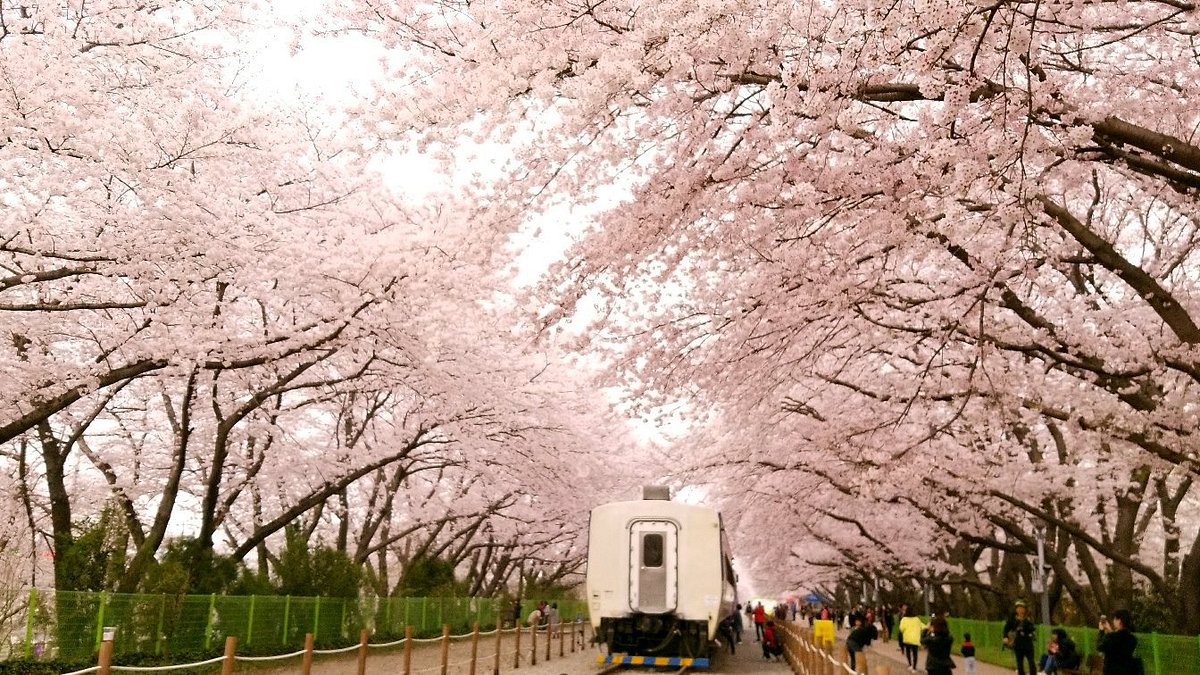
[586, 487, 738, 659]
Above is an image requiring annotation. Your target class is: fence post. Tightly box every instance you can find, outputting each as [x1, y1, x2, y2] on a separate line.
[282, 595, 292, 646]
[301, 632, 315, 675]
[97, 626, 116, 675]
[469, 621, 480, 675]
[1151, 632, 1161, 675]
[94, 592, 108, 650]
[493, 616, 503, 675]
[247, 595, 255, 646]
[155, 595, 166, 656]
[531, 623, 538, 666]
[220, 635, 237, 675]
[356, 628, 369, 675]
[313, 596, 321, 642]
[440, 623, 451, 675]
[205, 593, 216, 651]
[23, 588, 35, 658]
[513, 621, 522, 669]
[559, 618, 565, 657]
[404, 625, 414, 675]
[422, 597, 428, 633]
[545, 621, 551, 662]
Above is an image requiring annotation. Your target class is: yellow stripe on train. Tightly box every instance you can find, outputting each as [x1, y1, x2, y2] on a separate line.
[595, 653, 710, 668]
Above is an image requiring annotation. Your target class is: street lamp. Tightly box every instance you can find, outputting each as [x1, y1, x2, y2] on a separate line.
[1033, 529, 1051, 625]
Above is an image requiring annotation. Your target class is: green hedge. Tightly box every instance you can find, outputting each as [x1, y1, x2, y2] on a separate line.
[947, 617, 1199, 675]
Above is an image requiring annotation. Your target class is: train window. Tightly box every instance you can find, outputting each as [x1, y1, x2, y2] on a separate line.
[642, 533, 664, 567]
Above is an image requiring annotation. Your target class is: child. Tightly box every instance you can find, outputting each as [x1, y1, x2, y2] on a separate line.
[961, 631, 977, 675]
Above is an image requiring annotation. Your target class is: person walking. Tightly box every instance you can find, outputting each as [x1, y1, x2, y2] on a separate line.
[846, 613, 879, 671]
[545, 602, 561, 638]
[960, 632, 976, 675]
[1003, 600, 1037, 675]
[921, 616, 955, 675]
[733, 603, 744, 643]
[898, 605, 926, 673]
[753, 602, 767, 642]
[1097, 609, 1140, 675]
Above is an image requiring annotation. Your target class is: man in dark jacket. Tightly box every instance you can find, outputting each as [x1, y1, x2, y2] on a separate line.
[1003, 600, 1037, 675]
[846, 614, 879, 671]
[1097, 609, 1140, 675]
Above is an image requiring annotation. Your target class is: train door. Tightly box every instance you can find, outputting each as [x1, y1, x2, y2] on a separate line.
[628, 520, 677, 613]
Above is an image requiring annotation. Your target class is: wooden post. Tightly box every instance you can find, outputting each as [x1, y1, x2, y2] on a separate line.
[493, 617, 503, 675]
[513, 621, 522, 669]
[97, 635, 114, 675]
[469, 622, 480, 675]
[569, 620, 575, 653]
[356, 629, 369, 675]
[301, 632, 315, 675]
[559, 619, 565, 657]
[545, 623, 551, 662]
[530, 623, 538, 666]
[220, 636, 237, 675]
[440, 623, 451, 675]
[403, 625, 413, 675]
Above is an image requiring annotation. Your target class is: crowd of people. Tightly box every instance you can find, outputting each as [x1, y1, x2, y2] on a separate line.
[789, 599, 1141, 675]
[512, 599, 565, 637]
[518, 594, 1143, 674]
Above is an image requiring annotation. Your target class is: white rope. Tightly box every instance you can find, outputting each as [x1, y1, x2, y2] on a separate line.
[367, 636, 410, 648]
[109, 655, 227, 671]
[234, 649, 308, 661]
[66, 622, 588, 672]
[312, 643, 363, 655]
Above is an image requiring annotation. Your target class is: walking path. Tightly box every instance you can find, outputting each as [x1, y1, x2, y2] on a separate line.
[833, 627, 1016, 675]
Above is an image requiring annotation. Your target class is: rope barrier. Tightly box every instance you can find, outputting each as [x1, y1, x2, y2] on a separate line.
[234, 649, 308, 661]
[367, 636, 410, 648]
[312, 643, 363, 655]
[109, 656, 228, 671]
[70, 621, 592, 673]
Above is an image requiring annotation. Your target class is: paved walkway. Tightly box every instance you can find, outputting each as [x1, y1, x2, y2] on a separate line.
[858, 639, 1015, 674]
[830, 627, 1017, 675]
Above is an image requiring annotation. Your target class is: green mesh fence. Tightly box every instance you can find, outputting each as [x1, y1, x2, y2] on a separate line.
[0, 589, 588, 664]
[947, 617, 1200, 675]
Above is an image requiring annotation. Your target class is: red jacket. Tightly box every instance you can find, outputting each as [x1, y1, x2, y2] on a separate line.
[753, 606, 767, 624]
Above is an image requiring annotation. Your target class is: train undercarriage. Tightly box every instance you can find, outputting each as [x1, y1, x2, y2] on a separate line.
[598, 614, 712, 659]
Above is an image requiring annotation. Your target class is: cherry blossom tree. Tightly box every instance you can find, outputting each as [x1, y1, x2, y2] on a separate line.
[347, 0, 1200, 630]
[2, 0, 628, 602]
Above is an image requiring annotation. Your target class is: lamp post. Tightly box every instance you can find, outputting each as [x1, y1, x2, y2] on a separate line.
[1034, 529, 1051, 625]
